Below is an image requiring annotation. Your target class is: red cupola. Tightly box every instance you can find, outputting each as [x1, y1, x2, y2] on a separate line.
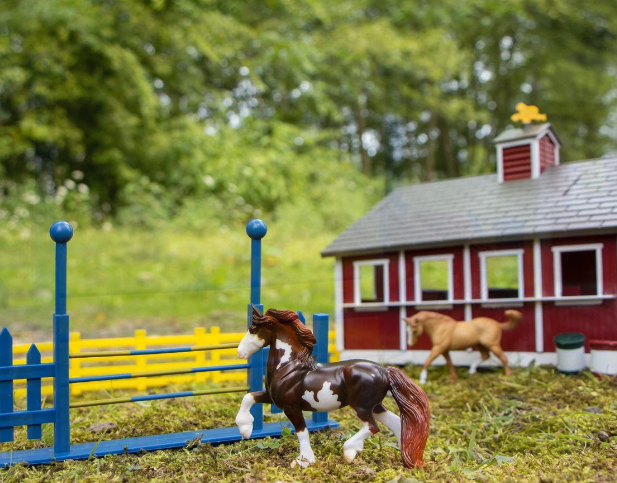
[493, 104, 561, 182]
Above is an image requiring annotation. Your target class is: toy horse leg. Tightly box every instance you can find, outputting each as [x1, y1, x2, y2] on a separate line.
[443, 352, 458, 382]
[420, 346, 444, 384]
[343, 411, 379, 463]
[488, 344, 511, 376]
[283, 406, 315, 468]
[235, 390, 272, 439]
[469, 347, 490, 375]
[373, 403, 401, 447]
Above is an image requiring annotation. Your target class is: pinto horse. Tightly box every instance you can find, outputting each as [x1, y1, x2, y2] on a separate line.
[235, 306, 430, 468]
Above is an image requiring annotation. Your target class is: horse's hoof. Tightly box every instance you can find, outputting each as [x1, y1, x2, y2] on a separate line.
[469, 367, 477, 375]
[419, 370, 427, 384]
[292, 455, 314, 468]
[238, 423, 253, 439]
[343, 448, 358, 463]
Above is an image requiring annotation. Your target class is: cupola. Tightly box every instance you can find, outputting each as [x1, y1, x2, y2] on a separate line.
[493, 103, 561, 182]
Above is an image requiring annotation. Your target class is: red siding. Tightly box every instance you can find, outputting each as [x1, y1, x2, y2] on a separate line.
[471, 304, 536, 351]
[543, 302, 617, 352]
[343, 307, 400, 349]
[539, 135, 555, 172]
[541, 235, 617, 351]
[503, 144, 532, 181]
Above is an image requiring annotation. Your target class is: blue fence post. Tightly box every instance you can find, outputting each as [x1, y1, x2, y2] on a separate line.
[0, 328, 14, 442]
[246, 219, 267, 433]
[26, 344, 42, 440]
[312, 313, 329, 424]
[50, 221, 73, 456]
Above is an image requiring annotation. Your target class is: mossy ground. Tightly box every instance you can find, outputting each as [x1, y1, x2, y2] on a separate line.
[2, 364, 616, 482]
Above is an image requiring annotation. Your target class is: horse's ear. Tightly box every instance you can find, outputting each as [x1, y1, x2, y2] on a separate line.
[251, 303, 263, 317]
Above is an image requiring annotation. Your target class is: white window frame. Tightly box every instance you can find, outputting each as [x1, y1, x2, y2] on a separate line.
[413, 254, 454, 302]
[552, 244, 603, 298]
[353, 259, 390, 305]
[479, 249, 525, 300]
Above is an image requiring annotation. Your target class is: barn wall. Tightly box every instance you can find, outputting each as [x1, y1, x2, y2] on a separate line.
[469, 240, 536, 351]
[503, 144, 532, 181]
[539, 135, 556, 172]
[541, 234, 617, 351]
[470, 240, 535, 299]
[342, 252, 401, 349]
[343, 307, 400, 349]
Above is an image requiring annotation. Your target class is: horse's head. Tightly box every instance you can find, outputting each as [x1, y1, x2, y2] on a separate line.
[403, 314, 425, 346]
[237, 306, 316, 369]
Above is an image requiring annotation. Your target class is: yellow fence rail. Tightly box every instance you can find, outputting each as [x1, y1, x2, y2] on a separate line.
[10, 328, 339, 398]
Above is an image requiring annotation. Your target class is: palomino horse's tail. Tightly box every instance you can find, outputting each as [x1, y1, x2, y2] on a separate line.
[501, 310, 522, 331]
[386, 367, 430, 468]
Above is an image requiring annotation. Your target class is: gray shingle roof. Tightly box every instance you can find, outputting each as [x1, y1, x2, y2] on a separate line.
[322, 158, 617, 257]
[493, 122, 560, 144]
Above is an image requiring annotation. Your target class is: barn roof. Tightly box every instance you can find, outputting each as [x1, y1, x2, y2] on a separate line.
[492, 122, 561, 145]
[321, 157, 617, 257]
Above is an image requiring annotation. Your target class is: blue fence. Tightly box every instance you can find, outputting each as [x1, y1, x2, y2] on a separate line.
[0, 219, 338, 466]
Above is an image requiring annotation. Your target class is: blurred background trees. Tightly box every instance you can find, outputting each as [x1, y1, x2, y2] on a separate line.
[1, 0, 616, 231]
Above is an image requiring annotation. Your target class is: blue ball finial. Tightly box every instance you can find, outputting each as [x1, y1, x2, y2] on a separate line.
[50, 221, 73, 243]
[246, 219, 267, 240]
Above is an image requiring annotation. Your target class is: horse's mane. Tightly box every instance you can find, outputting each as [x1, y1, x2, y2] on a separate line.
[251, 309, 316, 370]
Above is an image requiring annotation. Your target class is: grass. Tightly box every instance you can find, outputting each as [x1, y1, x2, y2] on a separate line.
[2, 365, 616, 482]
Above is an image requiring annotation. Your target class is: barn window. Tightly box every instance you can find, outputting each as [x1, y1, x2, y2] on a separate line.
[479, 250, 524, 300]
[413, 255, 454, 301]
[353, 259, 390, 304]
[552, 244, 603, 297]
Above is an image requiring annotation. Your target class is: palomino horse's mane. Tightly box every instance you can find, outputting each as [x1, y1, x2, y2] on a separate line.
[251, 309, 317, 370]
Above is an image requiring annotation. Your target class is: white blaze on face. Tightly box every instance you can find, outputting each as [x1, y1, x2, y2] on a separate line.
[237, 331, 265, 359]
[275, 339, 293, 369]
[302, 381, 341, 411]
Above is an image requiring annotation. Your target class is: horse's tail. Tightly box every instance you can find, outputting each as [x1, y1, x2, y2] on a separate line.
[500, 310, 522, 331]
[386, 367, 430, 468]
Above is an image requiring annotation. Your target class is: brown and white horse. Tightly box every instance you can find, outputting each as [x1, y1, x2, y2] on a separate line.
[235, 307, 430, 468]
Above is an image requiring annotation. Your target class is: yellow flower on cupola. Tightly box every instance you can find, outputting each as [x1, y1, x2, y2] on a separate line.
[510, 103, 547, 124]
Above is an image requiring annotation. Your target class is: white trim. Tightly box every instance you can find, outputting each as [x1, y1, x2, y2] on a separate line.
[552, 244, 604, 298]
[531, 139, 540, 178]
[398, 251, 407, 351]
[533, 239, 544, 353]
[334, 258, 344, 352]
[479, 249, 524, 300]
[339, 350, 590, 368]
[497, 145, 504, 183]
[353, 259, 390, 305]
[341, 294, 616, 309]
[554, 144, 560, 166]
[463, 244, 472, 320]
[413, 254, 454, 302]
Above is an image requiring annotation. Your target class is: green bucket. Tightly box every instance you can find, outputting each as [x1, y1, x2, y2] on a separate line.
[554, 333, 586, 350]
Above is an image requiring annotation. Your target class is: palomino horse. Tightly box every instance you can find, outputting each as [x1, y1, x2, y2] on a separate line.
[404, 310, 522, 384]
[236, 306, 430, 468]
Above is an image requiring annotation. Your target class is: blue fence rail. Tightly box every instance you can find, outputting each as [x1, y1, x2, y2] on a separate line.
[0, 219, 338, 466]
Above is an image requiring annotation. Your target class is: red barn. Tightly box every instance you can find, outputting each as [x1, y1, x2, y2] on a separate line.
[322, 122, 617, 367]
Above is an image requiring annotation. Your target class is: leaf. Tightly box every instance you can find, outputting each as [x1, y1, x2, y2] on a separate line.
[494, 455, 515, 465]
[281, 427, 292, 438]
[467, 425, 477, 461]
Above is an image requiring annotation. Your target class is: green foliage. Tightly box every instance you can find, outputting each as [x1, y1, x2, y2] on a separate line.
[1, 0, 616, 229]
